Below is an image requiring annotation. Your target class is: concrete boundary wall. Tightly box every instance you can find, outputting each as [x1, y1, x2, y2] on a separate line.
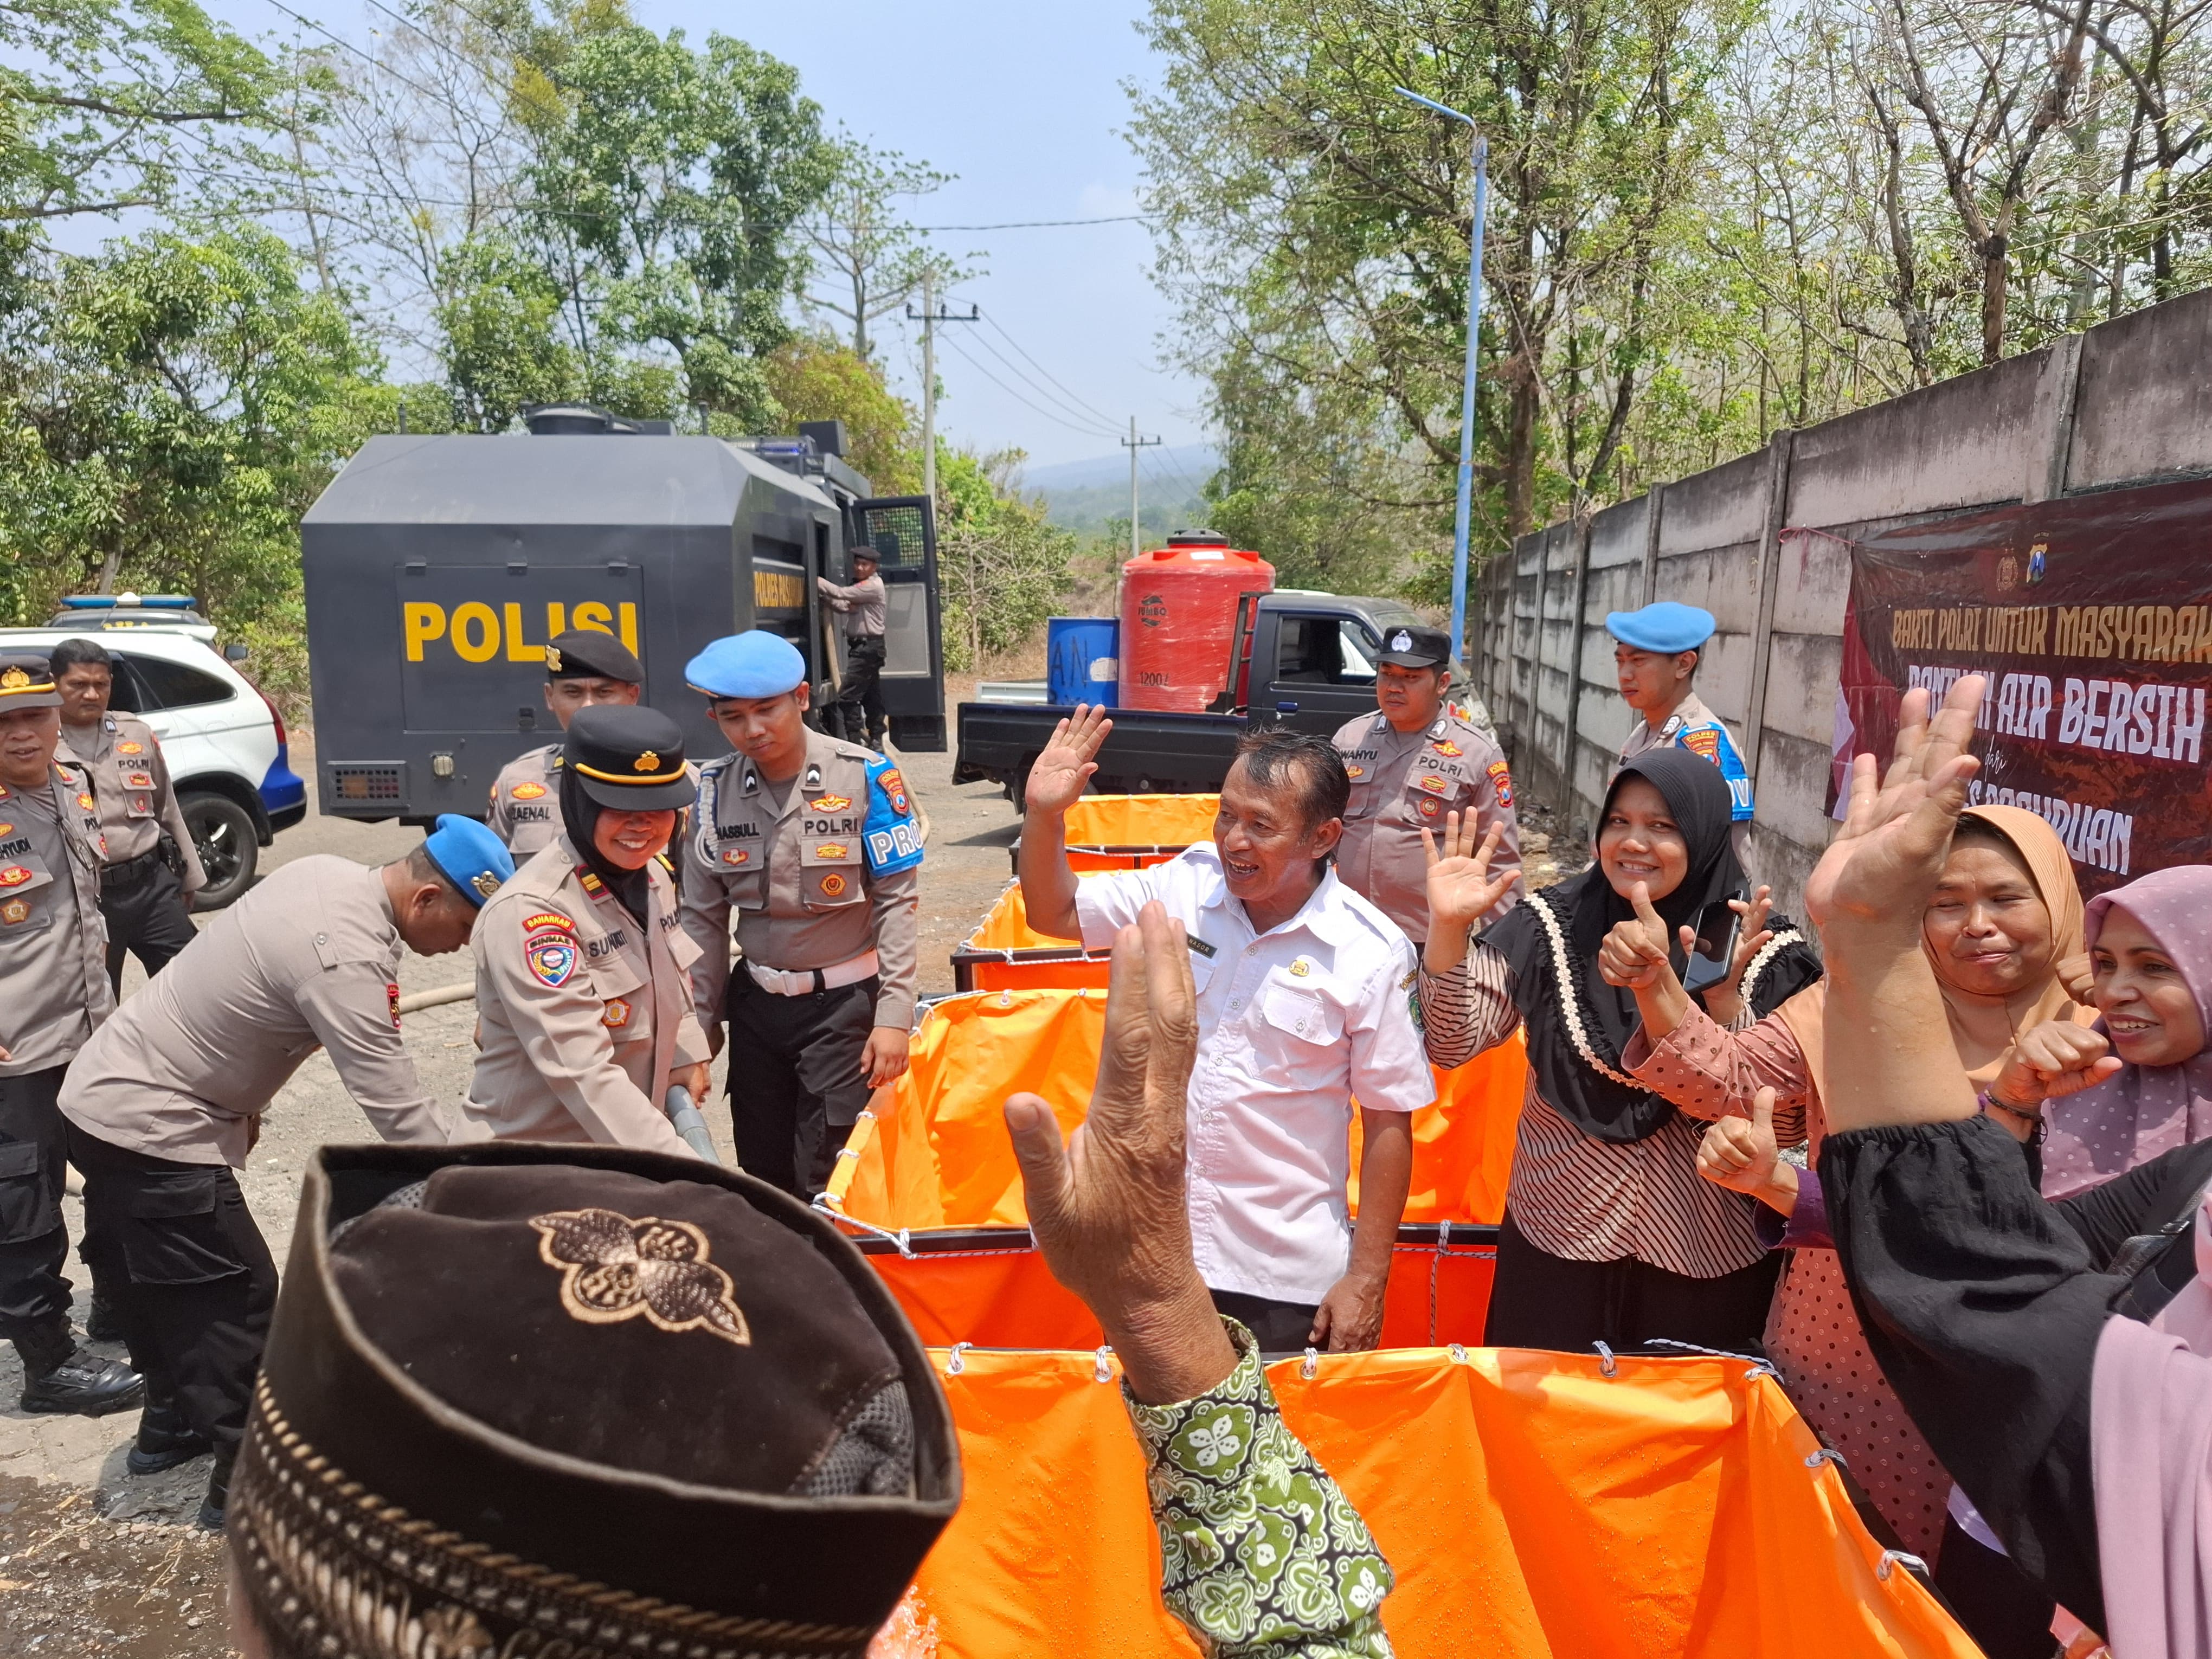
[1477, 286, 2212, 908]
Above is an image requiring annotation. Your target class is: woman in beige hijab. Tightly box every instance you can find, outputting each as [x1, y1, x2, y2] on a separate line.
[1600, 804, 2089, 1564]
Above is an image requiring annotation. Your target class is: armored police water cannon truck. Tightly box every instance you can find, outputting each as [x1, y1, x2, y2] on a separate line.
[301, 406, 943, 826]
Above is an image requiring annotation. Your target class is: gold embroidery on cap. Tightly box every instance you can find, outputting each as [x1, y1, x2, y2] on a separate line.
[543, 645, 563, 673]
[0, 668, 27, 690]
[634, 749, 659, 773]
[529, 1208, 750, 1345]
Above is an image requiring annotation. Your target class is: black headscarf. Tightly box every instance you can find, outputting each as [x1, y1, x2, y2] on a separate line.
[559, 763, 653, 927]
[1478, 747, 1823, 1143]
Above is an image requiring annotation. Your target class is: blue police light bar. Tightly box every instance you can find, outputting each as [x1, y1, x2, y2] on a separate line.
[59, 594, 197, 609]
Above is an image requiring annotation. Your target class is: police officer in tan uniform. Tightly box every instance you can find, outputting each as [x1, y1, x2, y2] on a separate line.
[1331, 623, 1521, 946]
[466, 704, 711, 1156]
[0, 651, 143, 1418]
[679, 632, 923, 1198]
[486, 629, 645, 857]
[818, 546, 888, 749]
[59, 814, 511, 1529]
[50, 638, 206, 992]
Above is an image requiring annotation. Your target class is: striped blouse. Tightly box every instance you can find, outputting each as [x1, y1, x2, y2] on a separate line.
[1417, 946, 1774, 1278]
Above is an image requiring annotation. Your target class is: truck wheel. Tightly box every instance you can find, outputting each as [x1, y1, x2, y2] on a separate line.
[182, 792, 259, 910]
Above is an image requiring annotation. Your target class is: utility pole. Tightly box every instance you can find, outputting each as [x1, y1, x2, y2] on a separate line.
[906, 271, 977, 510]
[1121, 417, 1163, 560]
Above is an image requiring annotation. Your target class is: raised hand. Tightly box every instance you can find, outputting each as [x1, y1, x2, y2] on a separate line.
[1002, 902, 1232, 1403]
[1987, 1020, 2124, 1115]
[1726, 885, 1776, 985]
[1806, 677, 1986, 934]
[1025, 703, 1113, 816]
[1422, 812, 1520, 967]
[1597, 880, 1675, 991]
[1694, 1088, 1796, 1214]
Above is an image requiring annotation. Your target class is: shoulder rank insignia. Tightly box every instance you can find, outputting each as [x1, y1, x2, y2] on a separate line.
[577, 871, 605, 895]
[803, 763, 823, 790]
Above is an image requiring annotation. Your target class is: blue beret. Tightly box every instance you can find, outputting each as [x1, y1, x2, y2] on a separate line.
[686, 631, 806, 700]
[1605, 602, 1716, 655]
[424, 813, 516, 907]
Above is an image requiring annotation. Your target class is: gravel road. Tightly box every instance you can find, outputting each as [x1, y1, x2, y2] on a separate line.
[0, 721, 1024, 1656]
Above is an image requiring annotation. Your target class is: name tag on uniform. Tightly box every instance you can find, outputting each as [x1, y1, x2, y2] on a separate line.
[1187, 935, 1218, 959]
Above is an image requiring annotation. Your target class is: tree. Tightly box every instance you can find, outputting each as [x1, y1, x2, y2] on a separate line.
[512, 9, 840, 427]
[761, 336, 919, 490]
[0, 0, 283, 223]
[0, 228, 378, 623]
[935, 448, 1075, 672]
[800, 138, 975, 361]
[436, 233, 580, 431]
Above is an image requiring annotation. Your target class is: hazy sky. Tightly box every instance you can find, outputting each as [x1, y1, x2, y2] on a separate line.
[640, 0, 1208, 473]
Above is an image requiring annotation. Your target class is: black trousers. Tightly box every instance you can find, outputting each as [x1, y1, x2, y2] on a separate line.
[833, 635, 886, 748]
[1483, 1210, 1784, 1354]
[100, 858, 197, 995]
[65, 1123, 276, 1470]
[725, 973, 879, 1198]
[1209, 1289, 1321, 1355]
[0, 1068, 74, 1341]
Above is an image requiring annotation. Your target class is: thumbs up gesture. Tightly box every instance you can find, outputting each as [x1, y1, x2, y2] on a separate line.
[1694, 1087, 1797, 1214]
[1598, 882, 1682, 992]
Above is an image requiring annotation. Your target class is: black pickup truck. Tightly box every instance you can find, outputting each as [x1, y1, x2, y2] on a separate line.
[953, 590, 1491, 804]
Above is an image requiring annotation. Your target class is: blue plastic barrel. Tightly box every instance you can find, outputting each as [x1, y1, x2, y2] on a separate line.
[1046, 616, 1120, 709]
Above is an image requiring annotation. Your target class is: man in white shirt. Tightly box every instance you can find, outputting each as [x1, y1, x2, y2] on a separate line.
[1019, 710, 1432, 1352]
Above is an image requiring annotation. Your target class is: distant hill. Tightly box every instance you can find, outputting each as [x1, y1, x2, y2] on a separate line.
[1020, 443, 1219, 538]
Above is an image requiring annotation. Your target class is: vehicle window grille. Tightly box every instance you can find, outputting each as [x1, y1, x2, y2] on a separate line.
[857, 504, 927, 569]
[329, 764, 404, 803]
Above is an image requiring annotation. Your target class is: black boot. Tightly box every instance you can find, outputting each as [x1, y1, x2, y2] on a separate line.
[85, 1291, 124, 1345]
[197, 1457, 231, 1532]
[127, 1391, 212, 1475]
[14, 1321, 145, 1417]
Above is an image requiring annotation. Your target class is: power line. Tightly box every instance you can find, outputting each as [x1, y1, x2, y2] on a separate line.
[916, 214, 1147, 230]
[959, 324, 1124, 438]
[971, 306, 1123, 429]
[937, 332, 1124, 441]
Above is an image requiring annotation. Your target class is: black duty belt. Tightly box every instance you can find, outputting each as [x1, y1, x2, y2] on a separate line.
[100, 847, 164, 889]
[846, 634, 886, 650]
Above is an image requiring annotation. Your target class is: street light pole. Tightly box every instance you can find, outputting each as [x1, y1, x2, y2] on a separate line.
[1394, 86, 1488, 672]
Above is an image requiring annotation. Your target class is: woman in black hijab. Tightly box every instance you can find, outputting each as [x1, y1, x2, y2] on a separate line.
[1416, 747, 1822, 1352]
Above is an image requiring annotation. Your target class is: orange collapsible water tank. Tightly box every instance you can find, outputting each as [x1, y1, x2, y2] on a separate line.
[1117, 532, 1273, 712]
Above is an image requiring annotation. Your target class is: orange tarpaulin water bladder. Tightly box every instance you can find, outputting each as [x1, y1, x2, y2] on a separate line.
[893, 1346, 1979, 1659]
[1023, 793, 1221, 874]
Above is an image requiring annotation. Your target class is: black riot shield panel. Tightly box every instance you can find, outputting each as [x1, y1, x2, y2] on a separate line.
[850, 495, 944, 751]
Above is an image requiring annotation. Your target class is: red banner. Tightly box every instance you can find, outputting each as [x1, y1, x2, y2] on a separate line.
[1831, 477, 2212, 896]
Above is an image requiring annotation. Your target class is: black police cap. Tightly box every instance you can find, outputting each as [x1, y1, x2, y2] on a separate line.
[1377, 623, 1454, 668]
[563, 704, 695, 811]
[544, 629, 644, 684]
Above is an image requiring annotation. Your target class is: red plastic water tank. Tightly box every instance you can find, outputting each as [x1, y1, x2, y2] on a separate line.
[1117, 533, 1275, 712]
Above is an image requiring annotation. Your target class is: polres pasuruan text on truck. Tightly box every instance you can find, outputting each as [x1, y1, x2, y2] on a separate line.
[301, 408, 943, 825]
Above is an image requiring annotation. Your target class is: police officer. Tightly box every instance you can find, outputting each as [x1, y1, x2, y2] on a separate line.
[486, 629, 645, 856]
[466, 705, 711, 1156]
[1607, 601, 1754, 858]
[50, 637, 206, 992]
[1331, 623, 1521, 945]
[58, 813, 512, 1528]
[0, 651, 143, 1417]
[680, 632, 923, 1197]
[818, 546, 888, 749]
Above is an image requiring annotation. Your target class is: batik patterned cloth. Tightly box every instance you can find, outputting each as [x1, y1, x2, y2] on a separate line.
[1123, 1320, 1396, 1658]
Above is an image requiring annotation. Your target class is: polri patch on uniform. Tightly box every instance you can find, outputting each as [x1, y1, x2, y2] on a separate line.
[524, 927, 579, 987]
[1487, 758, 1514, 808]
[1418, 796, 1441, 818]
[0, 823, 10, 838]
[520, 911, 575, 933]
[1417, 772, 1450, 794]
[602, 996, 631, 1028]
[124, 770, 154, 789]
[0, 866, 29, 888]
[809, 793, 852, 813]
[818, 872, 848, 898]
[512, 781, 549, 800]
[814, 841, 850, 860]
[117, 741, 144, 755]
[387, 982, 401, 1031]
[1345, 764, 1367, 780]
[721, 847, 750, 866]
[878, 768, 910, 816]
[1681, 726, 1722, 764]
[0, 898, 28, 925]
[75, 793, 94, 811]
[1431, 738, 1463, 757]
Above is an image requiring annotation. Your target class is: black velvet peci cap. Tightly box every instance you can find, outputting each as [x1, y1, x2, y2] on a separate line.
[544, 627, 644, 684]
[563, 703, 695, 811]
[229, 1142, 960, 1659]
